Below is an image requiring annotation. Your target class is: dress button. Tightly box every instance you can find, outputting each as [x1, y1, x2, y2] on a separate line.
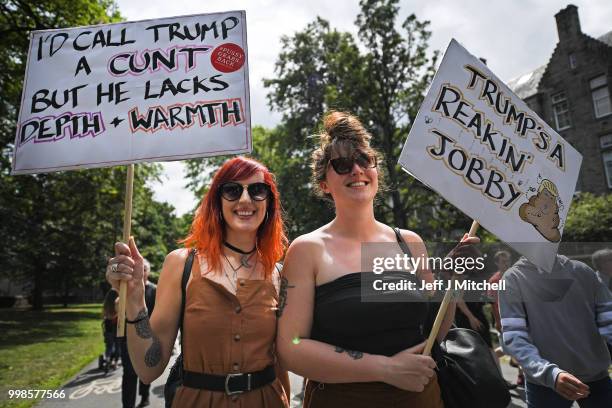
[235, 306, 241, 314]
[234, 334, 241, 341]
[233, 363, 239, 371]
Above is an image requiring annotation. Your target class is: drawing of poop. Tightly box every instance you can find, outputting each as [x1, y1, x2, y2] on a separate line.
[519, 179, 561, 242]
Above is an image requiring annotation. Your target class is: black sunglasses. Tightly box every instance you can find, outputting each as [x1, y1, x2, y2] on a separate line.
[220, 182, 271, 201]
[329, 152, 377, 175]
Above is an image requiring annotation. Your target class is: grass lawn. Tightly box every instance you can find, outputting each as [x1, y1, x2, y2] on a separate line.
[0, 304, 105, 408]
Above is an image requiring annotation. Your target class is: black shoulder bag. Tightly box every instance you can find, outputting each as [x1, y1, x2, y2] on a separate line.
[163, 249, 195, 408]
[393, 228, 510, 408]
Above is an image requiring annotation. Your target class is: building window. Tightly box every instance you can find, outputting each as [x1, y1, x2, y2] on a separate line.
[601, 134, 612, 149]
[590, 75, 611, 118]
[603, 151, 612, 189]
[568, 53, 576, 69]
[551, 92, 571, 130]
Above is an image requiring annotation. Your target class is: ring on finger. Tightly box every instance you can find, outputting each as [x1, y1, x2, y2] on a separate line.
[111, 263, 118, 273]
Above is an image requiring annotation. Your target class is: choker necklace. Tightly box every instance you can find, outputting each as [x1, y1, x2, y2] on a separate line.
[224, 241, 256, 267]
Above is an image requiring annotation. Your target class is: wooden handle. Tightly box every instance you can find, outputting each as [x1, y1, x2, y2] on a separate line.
[468, 221, 480, 238]
[423, 279, 454, 356]
[423, 220, 480, 355]
[117, 164, 135, 338]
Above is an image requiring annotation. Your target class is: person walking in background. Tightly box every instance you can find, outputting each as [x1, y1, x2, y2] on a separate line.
[454, 267, 493, 346]
[592, 248, 612, 293]
[119, 259, 156, 408]
[499, 254, 612, 407]
[488, 250, 522, 388]
[102, 288, 120, 374]
[592, 248, 612, 359]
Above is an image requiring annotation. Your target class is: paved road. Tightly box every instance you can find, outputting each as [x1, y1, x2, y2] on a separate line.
[34, 342, 304, 408]
[35, 349, 530, 407]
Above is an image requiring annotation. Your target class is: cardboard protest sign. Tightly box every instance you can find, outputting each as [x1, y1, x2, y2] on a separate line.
[12, 11, 250, 175]
[398, 39, 582, 272]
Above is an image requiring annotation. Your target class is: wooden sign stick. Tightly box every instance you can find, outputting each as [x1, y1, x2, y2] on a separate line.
[423, 220, 480, 356]
[117, 164, 135, 338]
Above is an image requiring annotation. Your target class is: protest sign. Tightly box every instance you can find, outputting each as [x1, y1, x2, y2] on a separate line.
[398, 39, 582, 272]
[12, 10, 250, 174]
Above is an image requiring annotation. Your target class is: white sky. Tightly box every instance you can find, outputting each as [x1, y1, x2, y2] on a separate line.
[114, 0, 612, 215]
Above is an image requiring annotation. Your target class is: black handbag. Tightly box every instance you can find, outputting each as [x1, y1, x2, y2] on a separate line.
[392, 227, 510, 408]
[164, 249, 195, 408]
[432, 328, 511, 408]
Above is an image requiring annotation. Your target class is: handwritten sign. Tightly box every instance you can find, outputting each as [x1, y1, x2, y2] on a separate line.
[12, 11, 251, 174]
[398, 39, 582, 271]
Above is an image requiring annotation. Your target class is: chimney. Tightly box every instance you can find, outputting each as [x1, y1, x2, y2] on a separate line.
[555, 4, 582, 43]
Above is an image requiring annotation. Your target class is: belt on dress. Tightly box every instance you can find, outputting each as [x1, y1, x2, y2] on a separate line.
[182, 365, 276, 396]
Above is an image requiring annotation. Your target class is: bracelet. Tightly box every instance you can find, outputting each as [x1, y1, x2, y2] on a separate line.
[126, 314, 147, 324]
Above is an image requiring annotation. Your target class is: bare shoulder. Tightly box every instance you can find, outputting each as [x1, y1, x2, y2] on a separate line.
[287, 229, 326, 254]
[159, 248, 192, 282]
[283, 229, 327, 280]
[167, 247, 191, 262]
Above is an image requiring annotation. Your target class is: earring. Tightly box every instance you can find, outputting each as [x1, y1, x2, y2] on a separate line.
[218, 211, 224, 223]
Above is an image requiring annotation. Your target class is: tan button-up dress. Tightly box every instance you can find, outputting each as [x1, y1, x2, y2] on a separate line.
[172, 258, 289, 407]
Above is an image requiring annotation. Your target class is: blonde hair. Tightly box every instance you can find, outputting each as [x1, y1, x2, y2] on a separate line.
[538, 179, 558, 197]
[311, 111, 385, 201]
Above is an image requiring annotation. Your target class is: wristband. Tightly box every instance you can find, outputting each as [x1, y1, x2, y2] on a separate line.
[126, 314, 147, 324]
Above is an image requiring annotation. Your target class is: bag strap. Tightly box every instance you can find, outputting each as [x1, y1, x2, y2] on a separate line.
[393, 227, 440, 342]
[178, 249, 196, 357]
[393, 227, 413, 257]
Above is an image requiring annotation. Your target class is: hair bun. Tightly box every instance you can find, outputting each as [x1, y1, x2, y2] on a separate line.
[322, 111, 371, 144]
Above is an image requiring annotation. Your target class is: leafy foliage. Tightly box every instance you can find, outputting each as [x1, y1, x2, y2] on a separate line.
[0, 1, 188, 308]
[261, 0, 470, 238]
[185, 0, 473, 240]
[563, 193, 612, 242]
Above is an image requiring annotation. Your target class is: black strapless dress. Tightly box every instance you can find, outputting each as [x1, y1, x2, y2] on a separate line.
[310, 271, 431, 355]
[304, 271, 444, 408]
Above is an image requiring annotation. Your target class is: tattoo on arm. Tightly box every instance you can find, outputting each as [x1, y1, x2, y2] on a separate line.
[276, 277, 295, 318]
[334, 346, 364, 360]
[145, 337, 162, 367]
[133, 309, 162, 367]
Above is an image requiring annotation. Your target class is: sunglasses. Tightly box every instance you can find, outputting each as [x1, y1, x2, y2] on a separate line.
[329, 152, 377, 175]
[220, 182, 271, 201]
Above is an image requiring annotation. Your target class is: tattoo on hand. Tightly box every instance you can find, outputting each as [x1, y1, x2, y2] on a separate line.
[334, 346, 364, 360]
[133, 309, 162, 367]
[276, 276, 295, 318]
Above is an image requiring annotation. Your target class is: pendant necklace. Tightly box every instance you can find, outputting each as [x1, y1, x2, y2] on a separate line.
[224, 241, 257, 268]
[222, 253, 256, 290]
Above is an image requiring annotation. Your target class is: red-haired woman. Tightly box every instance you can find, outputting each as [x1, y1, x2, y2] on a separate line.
[106, 157, 290, 407]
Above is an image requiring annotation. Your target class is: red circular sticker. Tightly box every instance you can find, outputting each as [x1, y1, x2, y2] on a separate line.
[211, 43, 245, 73]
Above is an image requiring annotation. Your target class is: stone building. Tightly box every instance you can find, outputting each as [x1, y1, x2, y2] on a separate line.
[507, 4, 612, 193]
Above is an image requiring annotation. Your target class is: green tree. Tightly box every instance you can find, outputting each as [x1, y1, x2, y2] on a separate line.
[262, 0, 470, 239]
[0, 1, 187, 309]
[563, 193, 612, 242]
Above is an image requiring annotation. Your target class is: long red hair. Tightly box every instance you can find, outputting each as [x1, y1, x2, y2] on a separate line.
[180, 157, 287, 278]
